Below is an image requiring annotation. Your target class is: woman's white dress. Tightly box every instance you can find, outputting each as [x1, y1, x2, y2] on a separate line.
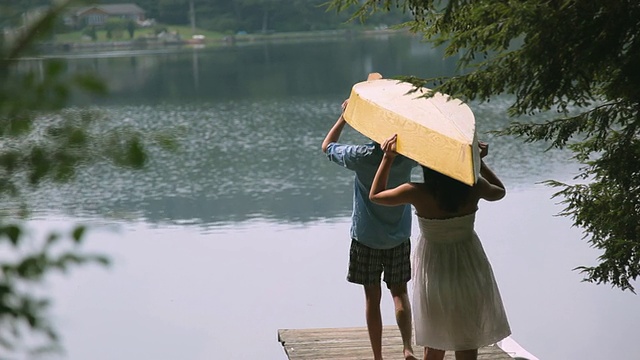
[413, 213, 511, 351]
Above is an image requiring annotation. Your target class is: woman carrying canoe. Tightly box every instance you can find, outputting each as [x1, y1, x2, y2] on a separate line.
[369, 134, 511, 360]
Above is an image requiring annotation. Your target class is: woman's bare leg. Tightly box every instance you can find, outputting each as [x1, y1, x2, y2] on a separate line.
[454, 349, 478, 360]
[424, 347, 445, 360]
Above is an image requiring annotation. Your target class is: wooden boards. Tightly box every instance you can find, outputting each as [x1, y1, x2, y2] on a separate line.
[343, 75, 480, 185]
[278, 326, 514, 360]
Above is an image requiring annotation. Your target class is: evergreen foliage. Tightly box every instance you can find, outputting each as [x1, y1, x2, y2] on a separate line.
[329, 0, 640, 292]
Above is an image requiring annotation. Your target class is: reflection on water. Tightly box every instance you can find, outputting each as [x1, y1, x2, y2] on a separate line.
[28, 98, 576, 226]
[21, 35, 577, 226]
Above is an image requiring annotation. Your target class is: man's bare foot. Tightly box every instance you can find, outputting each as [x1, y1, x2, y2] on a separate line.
[404, 349, 419, 360]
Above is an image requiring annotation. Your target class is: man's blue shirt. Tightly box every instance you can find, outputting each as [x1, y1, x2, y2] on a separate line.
[326, 142, 417, 249]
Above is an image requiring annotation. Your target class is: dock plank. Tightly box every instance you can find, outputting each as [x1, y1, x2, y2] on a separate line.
[278, 326, 512, 360]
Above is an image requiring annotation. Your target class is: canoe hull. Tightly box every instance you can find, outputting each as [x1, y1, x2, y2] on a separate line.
[343, 78, 480, 185]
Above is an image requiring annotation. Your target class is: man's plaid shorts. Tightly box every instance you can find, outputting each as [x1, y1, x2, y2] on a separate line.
[347, 238, 411, 287]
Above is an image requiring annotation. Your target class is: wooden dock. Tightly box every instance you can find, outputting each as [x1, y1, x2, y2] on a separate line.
[278, 326, 513, 360]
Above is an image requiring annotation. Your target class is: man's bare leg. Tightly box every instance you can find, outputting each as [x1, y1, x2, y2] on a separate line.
[389, 283, 418, 360]
[364, 284, 383, 360]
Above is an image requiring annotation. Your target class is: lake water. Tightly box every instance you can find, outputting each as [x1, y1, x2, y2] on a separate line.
[17, 34, 639, 360]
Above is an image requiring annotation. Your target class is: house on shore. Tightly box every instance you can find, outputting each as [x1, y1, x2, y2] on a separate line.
[65, 3, 146, 28]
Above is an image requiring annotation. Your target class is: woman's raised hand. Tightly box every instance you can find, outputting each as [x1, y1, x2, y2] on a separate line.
[381, 134, 398, 158]
[479, 141, 489, 158]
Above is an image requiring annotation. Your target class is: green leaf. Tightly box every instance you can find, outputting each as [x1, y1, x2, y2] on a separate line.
[1, 225, 22, 246]
[126, 137, 147, 168]
[74, 73, 108, 96]
[45, 232, 61, 247]
[71, 226, 86, 244]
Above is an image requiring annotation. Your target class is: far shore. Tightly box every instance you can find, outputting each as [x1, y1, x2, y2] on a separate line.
[37, 28, 410, 55]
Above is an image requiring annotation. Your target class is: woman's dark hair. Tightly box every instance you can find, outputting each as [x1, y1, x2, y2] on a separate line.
[422, 166, 472, 213]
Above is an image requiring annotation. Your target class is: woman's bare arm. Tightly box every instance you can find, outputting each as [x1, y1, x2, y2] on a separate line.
[477, 160, 506, 201]
[369, 134, 416, 206]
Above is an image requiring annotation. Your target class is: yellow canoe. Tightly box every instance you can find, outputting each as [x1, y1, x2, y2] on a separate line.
[343, 74, 480, 185]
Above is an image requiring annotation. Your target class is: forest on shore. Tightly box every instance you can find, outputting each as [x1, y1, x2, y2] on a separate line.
[2, 1, 411, 35]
